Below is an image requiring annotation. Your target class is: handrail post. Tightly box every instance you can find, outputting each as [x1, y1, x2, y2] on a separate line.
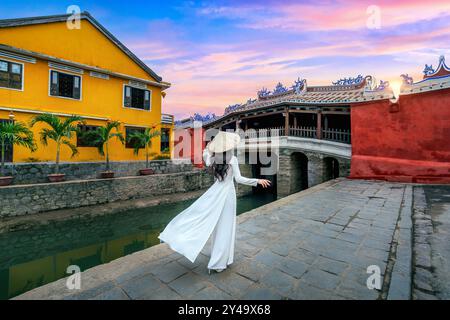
[316, 111, 322, 139]
[284, 107, 289, 136]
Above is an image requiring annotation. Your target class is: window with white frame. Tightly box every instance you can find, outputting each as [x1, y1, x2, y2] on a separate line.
[50, 70, 81, 99]
[124, 85, 151, 110]
[0, 60, 23, 90]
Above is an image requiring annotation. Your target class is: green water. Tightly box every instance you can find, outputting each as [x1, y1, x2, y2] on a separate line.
[0, 193, 276, 299]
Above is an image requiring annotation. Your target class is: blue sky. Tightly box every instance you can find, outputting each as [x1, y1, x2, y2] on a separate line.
[2, 0, 450, 119]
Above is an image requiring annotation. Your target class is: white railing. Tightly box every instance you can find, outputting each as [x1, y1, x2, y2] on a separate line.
[244, 126, 351, 144]
[322, 128, 351, 144]
[290, 126, 317, 138]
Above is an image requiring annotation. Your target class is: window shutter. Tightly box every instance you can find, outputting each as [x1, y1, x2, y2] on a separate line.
[144, 90, 151, 110]
[73, 76, 81, 99]
[124, 86, 131, 107]
[50, 71, 59, 96]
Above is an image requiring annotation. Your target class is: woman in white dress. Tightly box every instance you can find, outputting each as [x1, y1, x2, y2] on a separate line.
[158, 131, 271, 273]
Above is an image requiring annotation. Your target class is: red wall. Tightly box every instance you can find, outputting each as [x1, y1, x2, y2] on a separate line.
[173, 127, 205, 168]
[350, 88, 450, 183]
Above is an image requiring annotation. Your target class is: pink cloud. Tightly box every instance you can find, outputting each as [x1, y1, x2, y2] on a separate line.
[199, 0, 450, 32]
[147, 1, 450, 118]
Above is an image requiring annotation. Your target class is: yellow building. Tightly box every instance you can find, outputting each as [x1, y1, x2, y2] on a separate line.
[0, 12, 173, 163]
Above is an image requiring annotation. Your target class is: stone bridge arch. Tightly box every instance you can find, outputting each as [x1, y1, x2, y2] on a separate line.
[276, 148, 350, 197]
[323, 156, 340, 181]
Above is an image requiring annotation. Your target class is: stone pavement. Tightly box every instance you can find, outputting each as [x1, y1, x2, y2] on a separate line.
[411, 185, 450, 300]
[15, 178, 435, 300]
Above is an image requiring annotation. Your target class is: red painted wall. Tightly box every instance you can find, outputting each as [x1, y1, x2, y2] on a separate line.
[350, 88, 450, 183]
[173, 127, 205, 168]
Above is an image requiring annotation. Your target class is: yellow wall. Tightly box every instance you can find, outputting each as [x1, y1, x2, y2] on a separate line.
[0, 20, 156, 81]
[0, 19, 172, 162]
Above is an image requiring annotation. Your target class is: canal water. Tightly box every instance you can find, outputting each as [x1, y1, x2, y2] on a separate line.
[0, 193, 276, 299]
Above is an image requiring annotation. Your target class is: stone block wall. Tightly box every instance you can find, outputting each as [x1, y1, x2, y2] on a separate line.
[277, 148, 351, 198]
[2, 159, 193, 185]
[0, 170, 214, 218]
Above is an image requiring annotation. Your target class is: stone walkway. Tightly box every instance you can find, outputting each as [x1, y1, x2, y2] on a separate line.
[412, 185, 450, 299]
[14, 178, 429, 300]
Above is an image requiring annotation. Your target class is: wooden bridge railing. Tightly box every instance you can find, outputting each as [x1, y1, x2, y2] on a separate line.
[244, 126, 351, 144]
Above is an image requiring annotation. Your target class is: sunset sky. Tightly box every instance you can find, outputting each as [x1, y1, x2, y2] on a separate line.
[2, 0, 450, 119]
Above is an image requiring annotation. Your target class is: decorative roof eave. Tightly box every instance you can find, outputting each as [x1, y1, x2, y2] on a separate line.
[0, 44, 171, 89]
[0, 11, 164, 83]
[423, 56, 450, 80]
[401, 77, 450, 96]
[400, 56, 450, 95]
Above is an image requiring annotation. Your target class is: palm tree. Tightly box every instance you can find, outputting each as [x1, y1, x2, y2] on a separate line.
[82, 121, 124, 172]
[31, 113, 84, 175]
[0, 121, 36, 177]
[127, 127, 161, 169]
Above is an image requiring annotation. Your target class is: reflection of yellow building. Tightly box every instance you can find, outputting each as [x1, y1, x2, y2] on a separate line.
[0, 12, 173, 163]
[3, 229, 159, 299]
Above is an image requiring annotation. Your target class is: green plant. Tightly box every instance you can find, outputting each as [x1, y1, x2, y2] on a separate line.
[127, 127, 161, 168]
[81, 121, 124, 171]
[31, 113, 83, 174]
[152, 153, 171, 160]
[0, 121, 36, 176]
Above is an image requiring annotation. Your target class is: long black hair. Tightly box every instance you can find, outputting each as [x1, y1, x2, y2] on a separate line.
[211, 151, 233, 181]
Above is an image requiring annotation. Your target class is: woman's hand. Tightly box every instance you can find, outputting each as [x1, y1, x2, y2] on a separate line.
[258, 179, 272, 188]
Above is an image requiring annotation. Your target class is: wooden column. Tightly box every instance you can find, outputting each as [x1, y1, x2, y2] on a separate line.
[284, 108, 289, 136]
[316, 111, 322, 139]
[293, 115, 297, 128]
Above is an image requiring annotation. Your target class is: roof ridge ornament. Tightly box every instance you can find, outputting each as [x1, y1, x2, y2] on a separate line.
[423, 55, 450, 79]
[224, 104, 242, 115]
[175, 112, 217, 126]
[257, 87, 271, 99]
[374, 80, 389, 91]
[423, 64, 435, 76]
[400, 74, 414, 85]
[273, 82, 288, 95]
[364, 75, 376, 91]
[292, 78, 306, 94]
[332, 75, 364, 86]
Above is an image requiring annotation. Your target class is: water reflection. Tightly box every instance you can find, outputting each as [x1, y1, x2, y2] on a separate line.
[0, 193, 275, 299]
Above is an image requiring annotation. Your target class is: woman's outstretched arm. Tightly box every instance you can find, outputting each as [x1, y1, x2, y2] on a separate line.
[203, 148, 212, 167]
[230, 156, 259, 186]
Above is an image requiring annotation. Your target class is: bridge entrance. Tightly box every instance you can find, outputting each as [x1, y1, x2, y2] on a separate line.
[324, 157, 340, 181]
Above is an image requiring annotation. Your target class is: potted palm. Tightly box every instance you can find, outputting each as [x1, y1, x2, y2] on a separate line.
[31, 113, 83, 182]
[0, 121, 36, 186]
[81, 121, 124, 178]
[127, 127, 161, 175]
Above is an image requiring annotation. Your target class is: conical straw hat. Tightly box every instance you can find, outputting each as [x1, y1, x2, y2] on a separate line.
[207, 131, 240, 153]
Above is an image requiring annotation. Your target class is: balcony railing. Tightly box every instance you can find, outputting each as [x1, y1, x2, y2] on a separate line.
[161, 114, 174, 124]
[322, 128, 351, 144]
[245, 126, 351, 144]
[290, 126, 317, 139]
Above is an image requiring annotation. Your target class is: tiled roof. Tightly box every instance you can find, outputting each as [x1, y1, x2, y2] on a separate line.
[0, 12, 163, 82]
[401, 56, 450, 96]
[202, 76, 393, 125]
